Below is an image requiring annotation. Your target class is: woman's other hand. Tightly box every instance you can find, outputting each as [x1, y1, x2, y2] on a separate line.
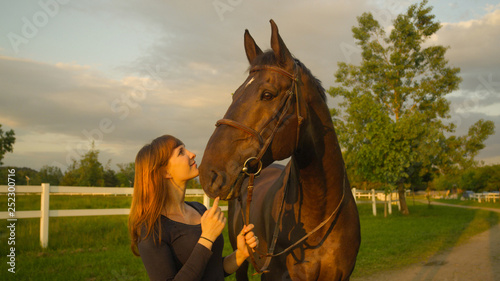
[236, 224, 258, 258]
[200, 197, 226, 246]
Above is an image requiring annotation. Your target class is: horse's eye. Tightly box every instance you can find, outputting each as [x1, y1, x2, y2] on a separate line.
[261, 92, 274, 101]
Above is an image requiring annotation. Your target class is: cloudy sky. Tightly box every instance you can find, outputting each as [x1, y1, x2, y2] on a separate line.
[1, 0, 499, 172]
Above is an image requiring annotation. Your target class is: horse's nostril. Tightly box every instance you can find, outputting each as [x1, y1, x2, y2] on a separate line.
[210, 170, 218, 186]
[212, 170, 226, 189]
[205, 170, 226, 198]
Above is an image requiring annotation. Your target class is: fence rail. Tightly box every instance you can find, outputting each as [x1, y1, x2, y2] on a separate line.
[472, 192, 499, 203]
[351, 188, 402, 216]
[0, 184, 216, 248]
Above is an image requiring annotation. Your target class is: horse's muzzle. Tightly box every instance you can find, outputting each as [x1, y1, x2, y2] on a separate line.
[200, 168, 245, 200]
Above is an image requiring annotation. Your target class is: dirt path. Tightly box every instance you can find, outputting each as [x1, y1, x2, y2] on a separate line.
[352, 202, 500, 281]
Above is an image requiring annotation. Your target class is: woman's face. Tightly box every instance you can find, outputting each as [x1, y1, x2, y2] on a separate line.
[166, 145, 199, 183]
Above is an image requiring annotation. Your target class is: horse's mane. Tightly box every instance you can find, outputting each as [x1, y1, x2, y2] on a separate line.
[248, 51, 327, 102]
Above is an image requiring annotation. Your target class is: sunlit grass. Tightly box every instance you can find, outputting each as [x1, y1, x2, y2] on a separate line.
[352, 202, 499, 277]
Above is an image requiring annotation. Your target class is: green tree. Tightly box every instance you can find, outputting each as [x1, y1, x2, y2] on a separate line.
[17, 167, 40, 185]
[456, 165, 500, 192]
[0, 166, 38, 185]
[60, 143, 106, 186]
[329, 0, 469, 214]
[483, 165, 500, 192]
[442, 119, 495, 174]
[459, 169, 481, 192]
[187, 178, 202, 189]
[37, 165, 63, 185]
[60, 159, 80, 186]
[116, 162, 134, 187]
[432, 173, 458, 191]
[103, 160, 119, 187]
[77, 143, 104, 186]
[0, 124, 15, 166]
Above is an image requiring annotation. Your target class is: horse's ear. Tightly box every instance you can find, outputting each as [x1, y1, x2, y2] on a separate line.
[270, 19, 293, 69]
[244, 29, 263, 64]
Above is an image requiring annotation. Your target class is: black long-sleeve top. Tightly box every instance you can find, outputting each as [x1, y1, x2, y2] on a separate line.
[138, 201, 226, 281]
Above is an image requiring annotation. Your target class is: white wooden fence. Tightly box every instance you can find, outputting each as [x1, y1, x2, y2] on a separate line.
[471, 192, 499, 203]
[351, 188, 401, 216]
[1, 184, 413, 247]
[0, 184, 216, 248]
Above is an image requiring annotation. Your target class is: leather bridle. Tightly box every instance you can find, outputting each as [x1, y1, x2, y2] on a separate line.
[216, 62, 303, 168]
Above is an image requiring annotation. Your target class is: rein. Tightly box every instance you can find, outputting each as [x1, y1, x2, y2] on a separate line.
[215, 64, 345, 275]
[241, 161, 346, 275]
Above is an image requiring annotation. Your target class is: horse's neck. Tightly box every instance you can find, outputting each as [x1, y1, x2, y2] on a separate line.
[294, 96, 345, 221]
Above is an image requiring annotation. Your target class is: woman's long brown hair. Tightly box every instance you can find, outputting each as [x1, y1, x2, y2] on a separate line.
[128, 135, 183, 256]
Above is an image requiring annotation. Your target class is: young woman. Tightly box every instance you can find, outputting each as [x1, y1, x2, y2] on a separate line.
[128, 135, 258, 281]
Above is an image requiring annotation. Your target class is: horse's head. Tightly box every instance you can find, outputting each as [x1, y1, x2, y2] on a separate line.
[199, 20, 310, 200]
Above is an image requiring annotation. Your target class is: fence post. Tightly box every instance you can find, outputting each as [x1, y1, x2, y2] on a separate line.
[352, 188, 357, 204]
[397, 191, 401, 211]
[371, 189, 376, 216]
[203, 194, 210, 209]
[388, 192, 392, 215]
[40, 183, 50, 248]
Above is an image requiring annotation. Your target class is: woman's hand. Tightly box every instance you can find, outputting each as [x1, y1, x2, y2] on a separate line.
[236, 224, 258, 259]
[223, 224, 260, 273]
[200, 197, 226, 244]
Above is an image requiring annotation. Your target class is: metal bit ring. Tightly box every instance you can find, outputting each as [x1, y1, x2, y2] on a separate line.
[242, 157, 262, 176]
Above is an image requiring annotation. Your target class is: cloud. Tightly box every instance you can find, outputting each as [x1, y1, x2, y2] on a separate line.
[2, 0, 499, 171]
[0, 56, 126, 135]
[103, 0, 381, 86]
[1, 0, 373, 170]
[433, 8, 500, 156]
[436, 8, 500, 93]
[0, 55, 228, 170]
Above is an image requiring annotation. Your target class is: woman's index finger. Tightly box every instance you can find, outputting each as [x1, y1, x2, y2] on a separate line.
[212, 197, 220, 209]
[207, 197, 219, 215]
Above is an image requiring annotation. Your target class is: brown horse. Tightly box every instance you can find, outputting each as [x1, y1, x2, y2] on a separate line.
[199, 20, 360, 281]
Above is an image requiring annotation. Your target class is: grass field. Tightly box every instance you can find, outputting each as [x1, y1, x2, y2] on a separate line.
[0, 195, 498, 280]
